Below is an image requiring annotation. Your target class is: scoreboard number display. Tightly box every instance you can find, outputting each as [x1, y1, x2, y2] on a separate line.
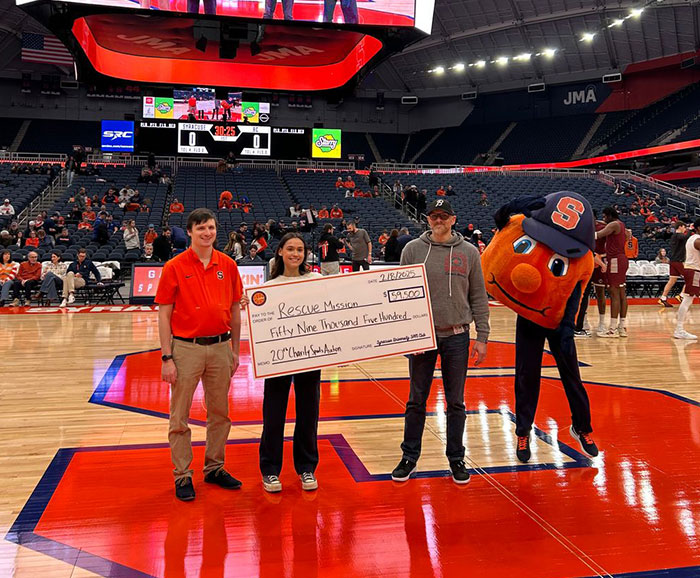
[178, 123, 271, 156]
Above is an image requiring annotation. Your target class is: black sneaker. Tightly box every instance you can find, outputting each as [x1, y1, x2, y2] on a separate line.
[391, 458, 417, 482]
[659, 297, 673, 308]
[516, 435, 531, 463]
[175, 477, 195, 501]
[449, 460, 471, 484]
[204, 468, 242, 489]
[570, 425, 599, 457]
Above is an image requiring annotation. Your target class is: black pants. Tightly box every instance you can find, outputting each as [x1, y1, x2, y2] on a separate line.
[187, 0, 216, 14]
[259, 370, 321, 476]
[574, 281, 593, 331]
[514, 315, 592, 436]
[11, 279, 39, 300]
[352, 260, 369, 271]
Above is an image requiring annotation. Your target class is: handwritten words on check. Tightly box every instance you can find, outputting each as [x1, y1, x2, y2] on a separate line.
[246, 265, 436, 378]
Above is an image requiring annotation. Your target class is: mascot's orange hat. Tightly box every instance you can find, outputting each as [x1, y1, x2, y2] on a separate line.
[482, 192, 595, 329]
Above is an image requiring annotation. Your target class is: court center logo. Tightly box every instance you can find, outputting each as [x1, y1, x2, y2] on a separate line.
[251, 291, 267, 306]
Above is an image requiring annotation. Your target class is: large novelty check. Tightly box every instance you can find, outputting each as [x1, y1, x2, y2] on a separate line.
[246, 264, 436, 378]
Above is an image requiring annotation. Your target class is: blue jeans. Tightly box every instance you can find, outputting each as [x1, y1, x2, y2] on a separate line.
[401, 331, 469, 463]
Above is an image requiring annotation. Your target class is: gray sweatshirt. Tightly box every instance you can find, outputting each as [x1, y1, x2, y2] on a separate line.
[401, 231, 490, 343]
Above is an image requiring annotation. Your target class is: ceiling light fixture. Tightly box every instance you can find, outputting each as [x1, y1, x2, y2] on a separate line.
[630, 7, 644, 17]
[496, 57, 509, 66]
[514, 53, 531, 61]
[581, 32, 596, 42]
[433, 66, 445, 74]
[453, 63, 465, 72]
[542, 48, 556, 58]
[475, 60, 486, 68]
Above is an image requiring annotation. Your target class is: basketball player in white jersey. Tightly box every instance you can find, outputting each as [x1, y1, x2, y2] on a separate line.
[674, 218, 700, 340]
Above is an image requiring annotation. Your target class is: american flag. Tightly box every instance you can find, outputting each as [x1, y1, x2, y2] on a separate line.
[21, 32, 73, 67]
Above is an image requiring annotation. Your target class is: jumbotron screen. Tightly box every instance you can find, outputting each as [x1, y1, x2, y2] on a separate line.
[17, 0, 431, 30]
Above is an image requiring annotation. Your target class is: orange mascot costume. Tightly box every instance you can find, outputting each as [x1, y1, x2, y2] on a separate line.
[481, 192, 600, 462]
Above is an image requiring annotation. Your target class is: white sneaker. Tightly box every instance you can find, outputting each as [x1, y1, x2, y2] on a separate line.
[299, 472, 318, 491]
[597, 328, 619, 338]
[618, 326, 628, 338]
[60, 298, 67, 307]
[67, 293, 75, 304]
[262, 475, 282, 493]
[673, 329, 697, 340]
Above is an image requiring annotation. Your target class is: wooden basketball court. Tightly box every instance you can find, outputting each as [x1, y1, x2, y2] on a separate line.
[1, 303, 699, 577]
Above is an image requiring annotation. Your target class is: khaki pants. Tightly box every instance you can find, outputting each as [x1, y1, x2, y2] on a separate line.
[63, 272, 86, 297]
[169, 339, 234, 481]
[320, 261, 340, 276]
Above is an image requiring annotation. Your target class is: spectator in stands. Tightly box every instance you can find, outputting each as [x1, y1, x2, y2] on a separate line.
[384, 229, 401, 262]
[378, 230, 389, 246]
[8, 221, 20, 245]
[446, 185, 456, 197]
[318, 224, 343, 275]
[77, 217, 93, 231]
[39, 250, 68, 304]
[56, 228, 72, 247]
[645, 212, 659, 224]
[239, 246, 263, 264]
[436, 185, 446, 197]
[343, 175, 356, 192]
[318, 206, 329, 219]
[0, 199, 14, 216]
[463, 223, 475, 241]
[118, 186, 133, 208]
[393, 180, 403, 196]
[37, 229, 53, 250]
[403, 186, 417, 213]
[10, 251, 41, 306]
[224, 232, 245, 261]
[23, 230, 39, 249]
[144, 224, 158, 245]
[44, 213, 58, 238]
[102, 188, 118, 205]
[60, 248, 101, 307]
[330, 205, 343, 219]
[397, 227, 412, 256]
[219, 190, 233, 210]
[655, 248, 670, 265]
[170, 198, 185, 213]
[140, 244, 158, 262]
[237, 222, 249, 243]
[82, 207, 96, 222]
[417, 189, 427, 216]
[335, 177, 345, 190]
[344, 221, 371, 271]
[153, 227, 173, 262]
[69, 205, 82, 222]
[0, 250, 18, 306]
[625, 229, 639, 259]
[0, 231, 11, 248]
[478, 191, 489, 206]
[472, 230, 486, 254]
[122, 220, 140, 251]
[290, 204, 302, 218]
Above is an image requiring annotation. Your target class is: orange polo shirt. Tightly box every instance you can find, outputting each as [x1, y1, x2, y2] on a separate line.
[155, 248, 243, 338]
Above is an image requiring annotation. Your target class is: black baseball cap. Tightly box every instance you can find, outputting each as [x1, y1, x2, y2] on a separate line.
[426, 199, 455, 216]
[522, 191, 595, 257]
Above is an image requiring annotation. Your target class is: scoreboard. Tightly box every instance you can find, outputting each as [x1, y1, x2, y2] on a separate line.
[178, 123, 271, 156]
[137, 121, 311, 159]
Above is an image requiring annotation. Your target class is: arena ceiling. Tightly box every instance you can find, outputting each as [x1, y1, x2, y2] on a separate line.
[0, 0, 698, 99]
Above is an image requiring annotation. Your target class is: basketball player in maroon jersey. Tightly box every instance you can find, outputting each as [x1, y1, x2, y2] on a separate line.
[595, 207, 628, 337]
[591, 211, 608, 335]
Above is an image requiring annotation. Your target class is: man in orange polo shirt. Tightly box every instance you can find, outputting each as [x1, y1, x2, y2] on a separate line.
[156, 208, 243, 501]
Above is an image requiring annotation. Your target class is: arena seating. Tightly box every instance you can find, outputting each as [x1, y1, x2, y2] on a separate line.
[419, 121, 510, 165]
[497, 115, 597, 163]
[0, 164, 54, 229]
[44, 165, 169, 263]
[0, 118, 25, 150]
[18, 120, 101, 153]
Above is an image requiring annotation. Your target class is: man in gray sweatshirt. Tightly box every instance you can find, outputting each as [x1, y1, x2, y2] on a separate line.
[392, 199, 490, 485]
